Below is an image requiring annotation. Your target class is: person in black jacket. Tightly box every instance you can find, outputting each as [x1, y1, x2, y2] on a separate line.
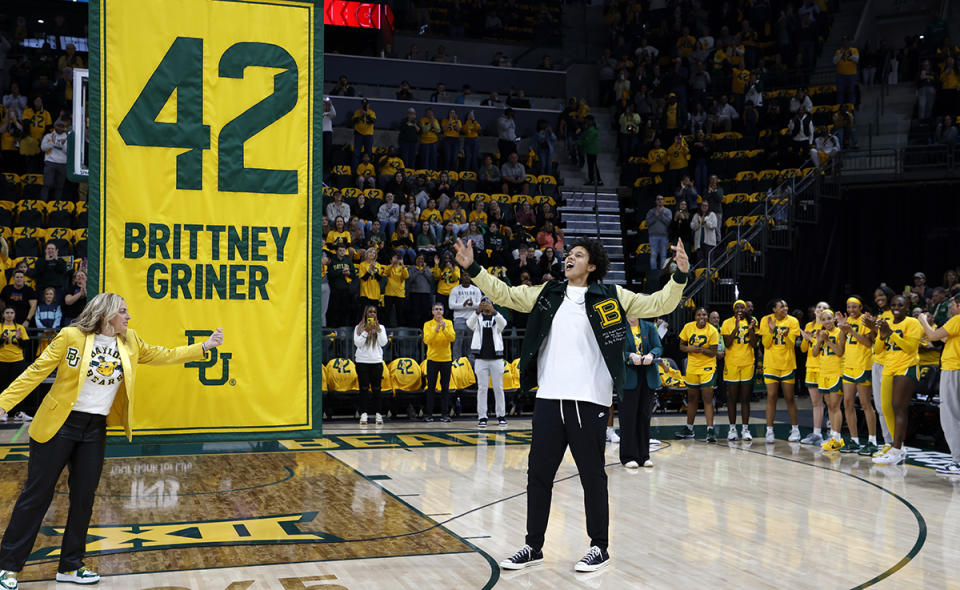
[508, 244, 540, 284]
[30, 242, 69, 297]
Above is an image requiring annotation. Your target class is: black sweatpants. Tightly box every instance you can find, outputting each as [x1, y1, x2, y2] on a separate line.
[425, 360, 452, 418]
[619, 383, 655, 465]
[0, 411, 106, 573]
[356, 361, 384, 415]
[526, 398, 609, 552]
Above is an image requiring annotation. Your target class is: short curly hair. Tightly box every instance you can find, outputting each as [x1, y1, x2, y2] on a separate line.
[570, 237, 609, 284]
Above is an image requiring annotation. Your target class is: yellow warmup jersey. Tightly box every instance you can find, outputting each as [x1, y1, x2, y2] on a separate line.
[389, 358, 423, 391]
[873, 310, 894, 364]
[679, 322, 719, 371]
[800, 321, 823, 368]
[423, 319, 456, 362]
[498, 361, 520, 390]
[450, 357, 477, 389]
[720, 317, 755, 366]
[0, 323, 27, 363]
[384, 265, 409, 298]
[941, 315, 960, 371]
[358, 261, 385, 300]
[432, 266, 460, 296]
[817, 327, 844, 376]
[761, 314, 802, 371]
[877, 317, 922, 375]
[326, 358, 359, 391]
[843, 315, 874, 374]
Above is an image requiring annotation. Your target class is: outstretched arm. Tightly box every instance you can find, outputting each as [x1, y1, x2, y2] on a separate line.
[453, 239, 544, 313]
[618, 238, 690, 317]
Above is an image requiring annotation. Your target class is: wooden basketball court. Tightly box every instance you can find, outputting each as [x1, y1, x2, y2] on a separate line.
[0, 406, 958, 589]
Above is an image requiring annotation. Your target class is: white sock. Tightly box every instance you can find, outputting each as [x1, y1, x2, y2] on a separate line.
[742, 425, 749, 433]
[869, 435, 877, 444]
[832, 431, 842, 441]
[813, 427, 821, 436]
[767, 426, 774, 434]
[606, 426, 613, 433]
[791, 425, 800, 432]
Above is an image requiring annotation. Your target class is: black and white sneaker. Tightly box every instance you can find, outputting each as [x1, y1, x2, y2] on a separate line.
[498, 416, 507, 426]
[574, 546, 610, 572]
[478, 417, 488, 428]
[499, 544, 544, 570]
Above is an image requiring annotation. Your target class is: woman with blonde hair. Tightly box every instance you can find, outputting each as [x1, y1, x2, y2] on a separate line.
[0, 293, 223, 588]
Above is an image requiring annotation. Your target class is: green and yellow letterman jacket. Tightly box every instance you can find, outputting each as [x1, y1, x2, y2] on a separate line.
[465, 262, 687, 398]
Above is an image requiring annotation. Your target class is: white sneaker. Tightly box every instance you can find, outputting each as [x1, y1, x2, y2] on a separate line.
[741, 427, 753, 441]
[788, 429, 801, 442]
[56, 567, 99, 584]
[359, 412, 368, 425]
[936, 462, 960, 476]
[642, 459, 654, 468]
[624, 460, 639, 469]
[765, 430, 775, 444]
[873, 447, 906, 465]
[800, 432, 823, 445]
[0, 413, 6, 423]
[873, 443, 892, 457]
[12, 412, 31, 423]
[0, 570, 17, 589]
[606, 427, 620, 443]
[728, 427, 739, 441]
[375, 413, 383, 425]
[649, 438, 661, 446]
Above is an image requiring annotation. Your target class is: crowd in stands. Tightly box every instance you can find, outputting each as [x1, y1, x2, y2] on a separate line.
[393, 1, 561, 46]
[0, 17, 89, 422]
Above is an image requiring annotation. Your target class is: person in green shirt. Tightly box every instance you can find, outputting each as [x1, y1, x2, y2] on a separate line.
[576, 115, 602, 186]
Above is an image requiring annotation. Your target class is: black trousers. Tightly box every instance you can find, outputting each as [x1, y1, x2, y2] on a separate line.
[0, 411, 107, 573]
[356, 361, 383, 415]
[619, 383, 656, 465]
[425, 360, 452, 417]
[586, 153, 601, 183]
[526, 398, 609, 552]
[0, 361, 33, 417]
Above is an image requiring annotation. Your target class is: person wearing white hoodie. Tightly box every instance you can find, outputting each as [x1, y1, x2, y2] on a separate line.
[468, 297, 507, 427]
[353, 304, 388, 425]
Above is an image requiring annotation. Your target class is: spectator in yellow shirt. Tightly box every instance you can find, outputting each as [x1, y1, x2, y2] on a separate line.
[666, 134, 690, 192]
[355, 152, 376, 189]
[419, 108, 442, 170]
[351, 98, 376, 170]
[833, 36, 860, 105]
[357, 247, 384, 312]
[383, 254, 409, 327]
[441, 109, 462, 171]
[21, 96, 52, 141]
[461, 111, 482, 171]
[940, 57, 960, 115]
[423, 302, 456, 422]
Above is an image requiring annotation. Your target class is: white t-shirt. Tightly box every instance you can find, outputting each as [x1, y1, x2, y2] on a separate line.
[536, 285, 613, 407]
[74, 334, 125, 415]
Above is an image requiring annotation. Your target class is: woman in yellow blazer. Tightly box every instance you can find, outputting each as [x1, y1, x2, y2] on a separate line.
[0, 293, 223, 587]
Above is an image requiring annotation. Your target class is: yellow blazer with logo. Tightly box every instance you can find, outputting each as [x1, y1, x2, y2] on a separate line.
[0, 326, 206, 443]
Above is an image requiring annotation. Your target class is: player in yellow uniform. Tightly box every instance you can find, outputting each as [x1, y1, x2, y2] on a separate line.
[919, 295, 960, 475]
[836, 296, 879, 455]
[812, 310, 846, 450]
[868, 285, 896, 455]
[869, 295, 922, 465]
[675, 308, 719, 442]
[760, 299, 803, 443]
[799, 301, 828, 445]
[721, 300, 757, 441]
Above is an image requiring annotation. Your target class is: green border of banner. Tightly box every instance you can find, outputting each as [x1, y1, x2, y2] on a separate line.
[88, 0, 324, 442]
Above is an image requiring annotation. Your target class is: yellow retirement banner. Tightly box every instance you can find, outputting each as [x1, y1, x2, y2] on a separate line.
[89, 0, 323, 436]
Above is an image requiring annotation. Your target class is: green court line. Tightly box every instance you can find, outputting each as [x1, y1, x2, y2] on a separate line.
[10, 424, 27, 443]
[723, 442, 927, 590]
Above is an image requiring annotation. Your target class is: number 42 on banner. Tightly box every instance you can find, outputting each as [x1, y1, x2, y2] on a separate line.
[117, 37, 299, 195]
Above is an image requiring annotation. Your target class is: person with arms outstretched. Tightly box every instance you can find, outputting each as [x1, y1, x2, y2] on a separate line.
[453, 236, 689, 573]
